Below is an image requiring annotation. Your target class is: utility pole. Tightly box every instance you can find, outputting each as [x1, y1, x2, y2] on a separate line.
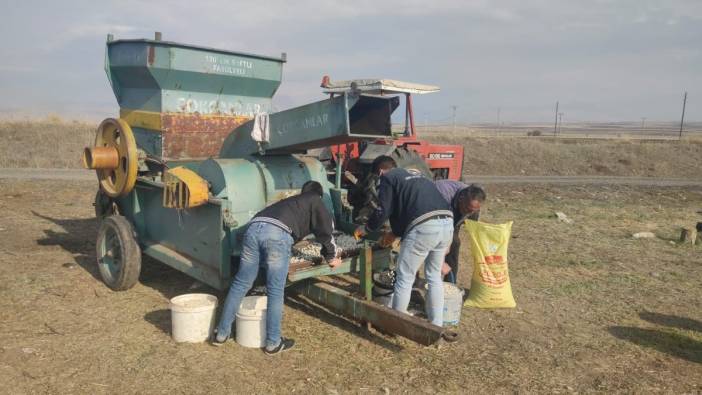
[451, 105, 457, 134]
[558, 112, 564, 135]
[679, 91, 687, 140]
[496, 107, 501, 133]
[554, 101, 559, 136]
[640, 117, 646, 133]
[424, 112, 429, 133]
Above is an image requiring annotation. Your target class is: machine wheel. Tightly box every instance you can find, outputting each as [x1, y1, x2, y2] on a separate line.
[96, 215, 141, 291]
[391, 147, 433, 178]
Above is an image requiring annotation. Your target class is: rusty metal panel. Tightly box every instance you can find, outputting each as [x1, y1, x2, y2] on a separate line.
[160, 113, 250, 159]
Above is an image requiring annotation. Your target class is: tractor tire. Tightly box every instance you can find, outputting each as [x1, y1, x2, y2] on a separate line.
[95, 215, 141, 291]
[391, 147, 433, 178]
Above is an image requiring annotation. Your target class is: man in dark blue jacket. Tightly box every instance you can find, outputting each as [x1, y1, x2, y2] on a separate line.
[356, 156, 454, 326]
[214, 181, 341, 354]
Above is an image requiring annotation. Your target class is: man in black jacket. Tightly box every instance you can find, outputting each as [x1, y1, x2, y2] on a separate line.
[356, 156, 454, 326]
[214, 181, 341, 354]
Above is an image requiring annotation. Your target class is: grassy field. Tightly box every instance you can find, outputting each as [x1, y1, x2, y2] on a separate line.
[2, 118, 702, 180]
[425, 134, 702, 178]
[414, 121, 702, 139]
[0, 118, 94, 168]
[0, 179, 700, 393]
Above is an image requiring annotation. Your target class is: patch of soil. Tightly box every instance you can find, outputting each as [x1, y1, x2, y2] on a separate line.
[1, 179, 701, 393]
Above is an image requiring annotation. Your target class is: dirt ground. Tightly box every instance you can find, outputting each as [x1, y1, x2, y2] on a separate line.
[1, 179, 701, 394]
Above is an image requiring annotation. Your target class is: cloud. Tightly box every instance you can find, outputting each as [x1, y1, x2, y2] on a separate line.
[0, 0, 700, 121]
[37, 24, 139, 52]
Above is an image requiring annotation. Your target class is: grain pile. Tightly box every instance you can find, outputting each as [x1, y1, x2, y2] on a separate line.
[290, 233, 360, 263]
[444, 283, 464, 297]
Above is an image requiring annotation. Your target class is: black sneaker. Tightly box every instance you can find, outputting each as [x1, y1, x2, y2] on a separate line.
[263, 337, 295, 355]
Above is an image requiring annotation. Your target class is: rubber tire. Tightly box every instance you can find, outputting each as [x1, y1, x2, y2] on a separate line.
[96, 215, 141, 291]
[391, 147, 433, 178]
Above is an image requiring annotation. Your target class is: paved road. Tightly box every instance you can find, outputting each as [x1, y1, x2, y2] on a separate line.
[0, 168, 95, 181]
[1, 168, 702, 187]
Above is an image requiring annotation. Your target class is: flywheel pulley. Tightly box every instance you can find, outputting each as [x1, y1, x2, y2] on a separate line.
[82, 118, 138, 197]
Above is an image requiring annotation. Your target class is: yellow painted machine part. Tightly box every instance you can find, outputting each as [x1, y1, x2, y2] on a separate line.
[93, 118, 138, 198]
[163, 166, 210, 209]
[120, 109, 162, 131]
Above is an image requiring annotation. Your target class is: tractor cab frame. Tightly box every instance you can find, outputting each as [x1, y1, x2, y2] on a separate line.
[320, 77, 464, 181]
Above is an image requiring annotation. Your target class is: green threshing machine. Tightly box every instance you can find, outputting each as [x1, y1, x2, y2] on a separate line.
[82, 33, 458, 345]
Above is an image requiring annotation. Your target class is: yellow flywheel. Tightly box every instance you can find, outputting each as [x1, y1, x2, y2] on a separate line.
[83, 118, 138, 197]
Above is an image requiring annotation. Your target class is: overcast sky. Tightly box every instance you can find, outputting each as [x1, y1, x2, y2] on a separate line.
[0, 0, 699, 123]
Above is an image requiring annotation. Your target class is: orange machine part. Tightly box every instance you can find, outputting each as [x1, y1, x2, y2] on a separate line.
[82, 146, 119, 169]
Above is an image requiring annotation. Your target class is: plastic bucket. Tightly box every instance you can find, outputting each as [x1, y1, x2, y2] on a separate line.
[442, 282, 465, 326]
[372, 284, 393, 307]
[372, 270, 395, 307]
[169, 293, 218, 343]
[236, 295, 267, 348]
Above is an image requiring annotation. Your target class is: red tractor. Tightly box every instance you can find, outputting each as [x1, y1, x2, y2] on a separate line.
[320, 76, 464, 181]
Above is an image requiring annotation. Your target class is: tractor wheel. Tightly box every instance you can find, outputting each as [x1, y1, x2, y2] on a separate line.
[95, 215, 141, 291]
[94, 190, 119, 220]
[391, 147, 433, 178]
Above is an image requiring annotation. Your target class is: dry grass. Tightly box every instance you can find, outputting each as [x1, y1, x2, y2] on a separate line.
[2, 118, 702, 180]
[0, 117, 94, 168]
[424, 132, 702, 179]
[1, 179, 701, 393]
[409, 121, 702, 139]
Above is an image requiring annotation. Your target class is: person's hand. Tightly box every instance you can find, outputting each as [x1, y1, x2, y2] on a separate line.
[328, 257, 342, 268]
[353, 226, 367, 240]
[378, 232, 396, 248]
[441, 262, 452, 276]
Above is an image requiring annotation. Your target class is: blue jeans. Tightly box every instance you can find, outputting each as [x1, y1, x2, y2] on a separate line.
[392, 217, 454, 326]
[216, 222, 293, 349]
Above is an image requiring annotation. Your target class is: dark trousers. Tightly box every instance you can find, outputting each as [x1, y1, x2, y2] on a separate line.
[444, 231, 461, 284]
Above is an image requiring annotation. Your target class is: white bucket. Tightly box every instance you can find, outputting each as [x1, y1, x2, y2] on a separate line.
[442, 282, 465, 326]
[169, 293, 218, 343]
[236, 295, 267, 348]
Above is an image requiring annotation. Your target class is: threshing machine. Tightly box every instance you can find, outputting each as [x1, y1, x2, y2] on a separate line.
[82, 33, 458, 345]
